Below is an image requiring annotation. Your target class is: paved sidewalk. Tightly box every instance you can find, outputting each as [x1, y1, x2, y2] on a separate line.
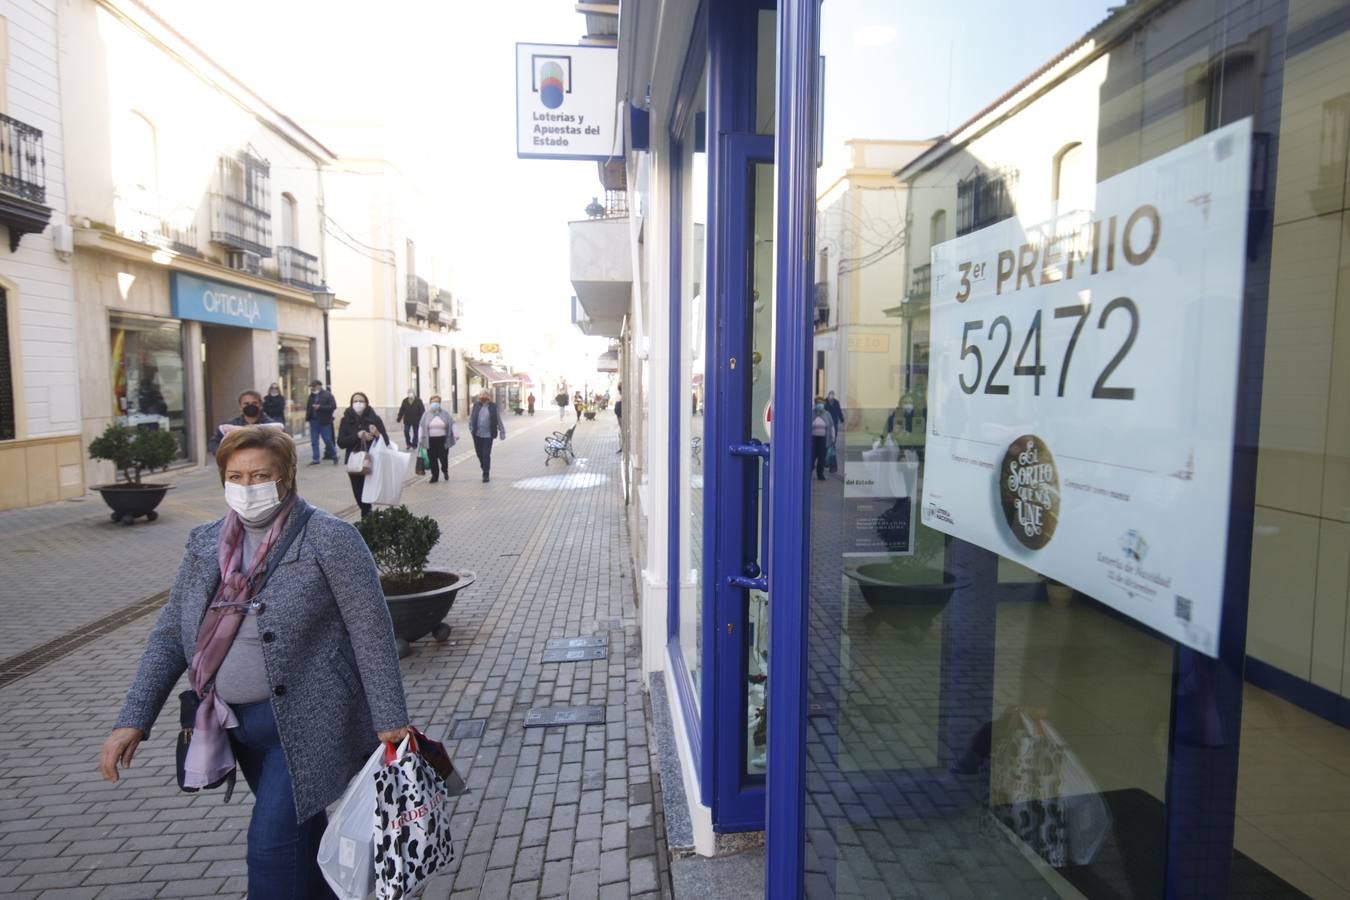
[0, 412, 669, 898]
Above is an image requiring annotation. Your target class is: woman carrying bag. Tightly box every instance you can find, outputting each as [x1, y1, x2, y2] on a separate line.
[422, 395, 457, 483]
[337, 392, 390, 519]
[98, 425, 409, 900]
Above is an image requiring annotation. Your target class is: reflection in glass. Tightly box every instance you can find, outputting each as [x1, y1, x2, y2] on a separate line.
[110, 315, 188, 461]
[277, 336, 311, 436]
[677, 68, 709, 701]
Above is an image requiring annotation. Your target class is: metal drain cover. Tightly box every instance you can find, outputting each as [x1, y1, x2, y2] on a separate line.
[545, 636, 608, 650]
[450, 718, 487, 740]
[524, 706, 605, 728]
[542, 646, 608, 662]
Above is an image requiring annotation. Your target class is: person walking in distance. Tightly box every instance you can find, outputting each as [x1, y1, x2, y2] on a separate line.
[262, 383, 287, 424]
[824, 390, 844, 473]
[423, 394, 457, 483]
[811, 397, 837, 481]
[556, 390, 568, 421]
[614, 391, 623, 455]
[337, 392, 391, 518]
[396, 389, 425, 450]
[527, 392, 536, 415]
[573, 391, 584, 421]
[223, 390, 281, 430]
[469, 389, 506, 483]
[99, 426, 409, 900]
[305, 380, 338, 465]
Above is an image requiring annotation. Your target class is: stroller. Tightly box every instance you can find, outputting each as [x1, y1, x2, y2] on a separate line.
[545, 425, 576, 466]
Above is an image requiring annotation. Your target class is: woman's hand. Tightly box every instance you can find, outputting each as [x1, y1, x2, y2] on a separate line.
[99, 728, 143, 782]
[378, 726, 410, 745]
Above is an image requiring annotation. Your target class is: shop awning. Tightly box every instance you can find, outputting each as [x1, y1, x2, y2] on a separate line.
[467, 362, 515, 384]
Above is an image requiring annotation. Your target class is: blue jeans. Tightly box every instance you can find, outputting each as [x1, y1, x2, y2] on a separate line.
[403, 422, 419, 448]
[229, 700, 335, 900]
[309, 422, 335, 462]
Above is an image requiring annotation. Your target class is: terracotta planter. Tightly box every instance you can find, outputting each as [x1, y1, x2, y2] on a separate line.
[93, 483, 172, 525]
[381, 568, 476, 657]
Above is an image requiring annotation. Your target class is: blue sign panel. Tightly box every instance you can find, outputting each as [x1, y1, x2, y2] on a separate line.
[170, 272, 277, 331]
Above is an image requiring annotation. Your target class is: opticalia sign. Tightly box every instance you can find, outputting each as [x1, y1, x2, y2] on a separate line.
[516, 43, 619, 161]
[170, 272, 277, 331]
[920, 118, 1254, 658]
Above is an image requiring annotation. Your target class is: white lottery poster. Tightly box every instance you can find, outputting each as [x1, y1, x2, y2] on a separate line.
[920, 118, 1253, 657]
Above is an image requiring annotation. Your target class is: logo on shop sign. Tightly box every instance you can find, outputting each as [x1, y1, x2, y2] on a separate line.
[201, 289, 261, 324]
[998, 434, 1060, 550]
[533, 55, 571, 109]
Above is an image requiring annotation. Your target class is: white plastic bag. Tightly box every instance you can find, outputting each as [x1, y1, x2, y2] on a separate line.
[361, 441, 412, 506]
[374, 734, 455, 899]
[318, 745, 383, 900]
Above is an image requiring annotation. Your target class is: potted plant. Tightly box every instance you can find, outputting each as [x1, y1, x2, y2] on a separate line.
[88, 423, 178, 524]
[355, 505, 476, 658]
[843, 516, 967, 642]
[583, 403, 597, 421]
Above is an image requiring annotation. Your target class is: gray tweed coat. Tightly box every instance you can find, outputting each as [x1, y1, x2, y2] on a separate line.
[113, 499, 408, 822]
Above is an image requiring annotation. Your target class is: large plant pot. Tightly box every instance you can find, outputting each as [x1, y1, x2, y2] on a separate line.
[583, 411, 597, 420]
[845, 564, 966, 641]
[94, 483, 171, 525]
[381, 568, 475, 658]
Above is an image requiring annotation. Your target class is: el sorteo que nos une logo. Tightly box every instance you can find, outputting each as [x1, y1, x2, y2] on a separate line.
[999, 435, 1060, 550]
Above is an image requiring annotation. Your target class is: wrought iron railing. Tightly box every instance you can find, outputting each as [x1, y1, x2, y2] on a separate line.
[0, 113, 46, 205]
[210, 194, 272, 257]
[909, 263, 931, 301]
[276, 245, 320, 289]
[405, 275, 429, 320]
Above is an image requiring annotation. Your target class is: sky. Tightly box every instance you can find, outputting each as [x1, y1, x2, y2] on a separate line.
[141, 0, 612, 382]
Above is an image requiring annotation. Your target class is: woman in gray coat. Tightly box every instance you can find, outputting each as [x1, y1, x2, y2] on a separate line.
[99, 426, 409, 899]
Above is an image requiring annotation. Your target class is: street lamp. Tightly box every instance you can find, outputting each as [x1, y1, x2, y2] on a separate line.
[312, 282, 336, 389]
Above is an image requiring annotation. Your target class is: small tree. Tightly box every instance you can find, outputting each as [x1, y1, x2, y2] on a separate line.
[355, 505, 441, 587]
[88, 423, 178, 485]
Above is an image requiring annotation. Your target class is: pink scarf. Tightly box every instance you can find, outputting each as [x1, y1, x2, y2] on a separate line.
[182, 495, 297, 789]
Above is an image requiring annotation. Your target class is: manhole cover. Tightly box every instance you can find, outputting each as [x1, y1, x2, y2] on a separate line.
[524, 706, 605, 728]
[545, 636, 608, 650]
[450, 718, 487, 740]
[542, 647, 608, 663]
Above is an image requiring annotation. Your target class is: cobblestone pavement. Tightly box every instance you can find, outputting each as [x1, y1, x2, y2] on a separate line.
[0, 411, 672, 899]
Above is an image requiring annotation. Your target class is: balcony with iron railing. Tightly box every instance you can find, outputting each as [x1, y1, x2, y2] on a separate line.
[210, 194, 272, 257]
[0, 112, 51, 251]
[909, 262, 931, 301]
[276, 245, 321, 290]
[114, 191, 200, 255]
[406, 275, 430, 321]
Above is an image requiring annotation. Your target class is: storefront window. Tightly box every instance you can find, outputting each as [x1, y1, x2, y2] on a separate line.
[792, 1, 1350, 896]
[675, 67, 709, 702]
[110, 315, 188, 461]
[277, 335, 311, 436]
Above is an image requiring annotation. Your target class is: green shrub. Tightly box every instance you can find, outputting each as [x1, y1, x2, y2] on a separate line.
[88, 423, 178, 484]
[355, 504, 441, 583]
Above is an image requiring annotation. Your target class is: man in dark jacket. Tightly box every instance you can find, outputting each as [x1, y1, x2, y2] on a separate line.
[469, 390, 506, 482]
[262, 383, 287, 423]
[223, 390, 281, 429]
[305, 380, 338, 465]
[396, 390, 425, 449]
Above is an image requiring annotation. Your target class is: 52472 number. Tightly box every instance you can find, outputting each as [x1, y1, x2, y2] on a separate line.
[957, 297, 1138, 399]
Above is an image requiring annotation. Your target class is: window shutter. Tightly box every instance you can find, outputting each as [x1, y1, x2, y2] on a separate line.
[0, 289, 15, 441]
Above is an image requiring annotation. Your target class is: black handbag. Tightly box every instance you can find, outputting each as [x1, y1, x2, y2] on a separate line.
[175, 505, 315, 800]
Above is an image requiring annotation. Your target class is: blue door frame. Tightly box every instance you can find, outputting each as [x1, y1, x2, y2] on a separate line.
[667, 0, 779, 836]
[763, 2, 1269, 898]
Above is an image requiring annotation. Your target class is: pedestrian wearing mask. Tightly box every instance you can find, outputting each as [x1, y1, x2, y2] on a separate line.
[224, 390, 281, 431]
[337, 392, 390, 518]
[396, 390, 425, 450]
[469, 389, 506, 483]
[306, 381, 338, 466]
[262, 383, 287, 423]
[423, 395, 457, 483]
[99, 426, 409, 900]
[811, 397, 836, 481]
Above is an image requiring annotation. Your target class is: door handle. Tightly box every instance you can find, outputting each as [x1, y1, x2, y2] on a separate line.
[726, 440, 770, 592]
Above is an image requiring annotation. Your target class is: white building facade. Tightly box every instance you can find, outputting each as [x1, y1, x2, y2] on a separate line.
[0, 0, 82, 510]
[58, 0, 335, 486]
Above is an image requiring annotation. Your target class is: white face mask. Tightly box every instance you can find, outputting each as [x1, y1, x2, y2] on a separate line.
[224, 480, 281, 524]
[352, 401, 367, 413]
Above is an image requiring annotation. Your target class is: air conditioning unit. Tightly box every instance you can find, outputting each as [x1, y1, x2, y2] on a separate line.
[226, 250, 262, 275]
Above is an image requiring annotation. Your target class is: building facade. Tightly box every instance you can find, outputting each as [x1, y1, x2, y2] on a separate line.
[0, 0, 82, 510]
[588, 0, 1350, 896]
[322, 157, 466, 424]
[59, 0, 334, 485]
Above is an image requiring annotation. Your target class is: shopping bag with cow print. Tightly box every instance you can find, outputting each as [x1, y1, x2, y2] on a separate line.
[374, 734, 455, 899]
